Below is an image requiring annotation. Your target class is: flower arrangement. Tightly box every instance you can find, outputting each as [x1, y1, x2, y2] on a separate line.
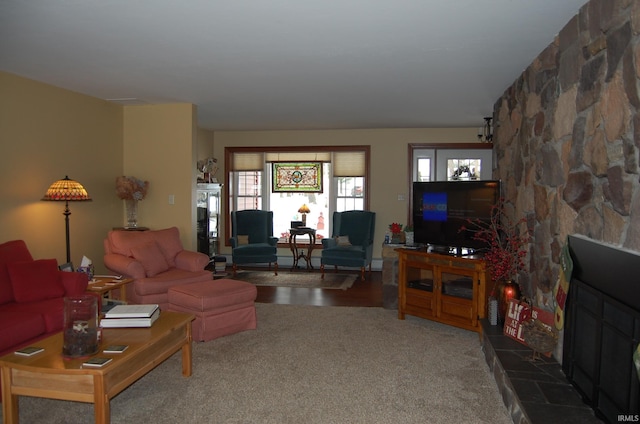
[115, 176, 149, 201]
[389, 222, 404, 235]
[462, 199, 529, 284]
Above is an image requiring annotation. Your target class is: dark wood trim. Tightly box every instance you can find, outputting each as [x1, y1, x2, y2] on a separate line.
[224, 145, 371, 248]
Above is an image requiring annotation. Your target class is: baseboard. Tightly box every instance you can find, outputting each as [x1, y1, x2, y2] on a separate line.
[213, 254, 383, 272]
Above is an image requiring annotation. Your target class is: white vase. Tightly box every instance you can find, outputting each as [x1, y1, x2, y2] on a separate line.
[405, 231, 414, 245]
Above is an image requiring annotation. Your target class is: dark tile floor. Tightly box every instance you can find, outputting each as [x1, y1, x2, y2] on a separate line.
[481, 320, 604, 424]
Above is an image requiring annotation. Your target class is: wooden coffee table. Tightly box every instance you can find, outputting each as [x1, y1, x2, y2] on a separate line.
[0, 311, 194, 424]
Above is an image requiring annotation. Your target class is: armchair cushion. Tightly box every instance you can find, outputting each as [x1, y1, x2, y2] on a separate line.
[336, 235, 352, 246]
[7, 259, 65, 303]
[130, 241, 170, 277]
[151, 227, 184, 267]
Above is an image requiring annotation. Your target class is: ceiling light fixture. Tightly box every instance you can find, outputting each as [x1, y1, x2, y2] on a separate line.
[478, 117, 493, 143]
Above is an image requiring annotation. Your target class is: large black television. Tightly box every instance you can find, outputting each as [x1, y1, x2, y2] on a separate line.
[412, 180, 501, 255]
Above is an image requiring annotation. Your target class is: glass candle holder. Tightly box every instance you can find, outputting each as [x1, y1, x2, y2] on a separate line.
[63, 295, 99, 358]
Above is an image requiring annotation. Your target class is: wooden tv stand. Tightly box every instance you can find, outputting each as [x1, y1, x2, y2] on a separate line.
[397, 248, 491, 333]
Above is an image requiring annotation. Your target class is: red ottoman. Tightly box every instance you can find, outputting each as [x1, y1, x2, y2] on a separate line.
[167, 279, 257, 342]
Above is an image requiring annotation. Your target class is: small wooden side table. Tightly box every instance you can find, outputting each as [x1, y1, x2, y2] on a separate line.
[86, 277, 133, 302]
[288, 227, 316, 271]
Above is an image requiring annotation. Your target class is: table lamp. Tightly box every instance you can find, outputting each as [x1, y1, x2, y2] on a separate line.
[42, 176, 92, 264]
[298, 204, 310, 226]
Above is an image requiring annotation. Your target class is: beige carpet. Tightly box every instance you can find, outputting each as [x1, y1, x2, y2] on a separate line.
[230, 270, 356, 290]
[3, 304, 511, 424]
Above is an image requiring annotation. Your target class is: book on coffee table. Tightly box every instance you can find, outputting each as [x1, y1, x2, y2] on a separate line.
[14, 346, 44, 356]
[103, 344, 128, 354]
[100, 308, 160, 328]
[83, 357, 112, 368]
[104, 304, 159, 319]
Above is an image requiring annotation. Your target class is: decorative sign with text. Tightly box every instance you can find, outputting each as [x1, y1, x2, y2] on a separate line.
[503, 299, 556, 356]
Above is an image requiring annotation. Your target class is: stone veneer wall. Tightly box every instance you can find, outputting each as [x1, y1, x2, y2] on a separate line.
[492, 0, 640, 310]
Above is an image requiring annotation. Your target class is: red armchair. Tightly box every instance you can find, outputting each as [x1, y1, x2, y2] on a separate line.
[103, 227, 212, 309]
[0, 240, 89, 357]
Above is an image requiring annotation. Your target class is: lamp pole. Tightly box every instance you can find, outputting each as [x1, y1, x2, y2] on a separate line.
[64, 200, 71, 264]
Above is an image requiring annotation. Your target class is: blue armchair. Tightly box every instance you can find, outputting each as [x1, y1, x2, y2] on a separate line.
[321, 210, 376, 281]
[229, 210, 278, 275]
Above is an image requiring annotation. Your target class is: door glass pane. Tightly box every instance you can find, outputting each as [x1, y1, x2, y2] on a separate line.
[417, 158, 432, 182]
[447, 159, 481, 181]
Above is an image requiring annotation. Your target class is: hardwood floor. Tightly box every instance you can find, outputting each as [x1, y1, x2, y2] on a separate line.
[255, 269, 383, 307]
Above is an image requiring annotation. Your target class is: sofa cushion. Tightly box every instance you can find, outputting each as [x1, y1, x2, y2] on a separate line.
[0, 240, 34, 305]
[2, 297, 66, 332]
[130, 241, 170, 277]
[0, 310, 46, 353]
[8, 259, 65, 303]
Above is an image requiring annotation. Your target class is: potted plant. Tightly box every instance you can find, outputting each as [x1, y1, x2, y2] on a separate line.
[388, 222, 404, 244]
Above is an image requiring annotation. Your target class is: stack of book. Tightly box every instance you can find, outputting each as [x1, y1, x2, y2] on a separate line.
[213, 255, 227, 275]
[100, 304, 160, 328]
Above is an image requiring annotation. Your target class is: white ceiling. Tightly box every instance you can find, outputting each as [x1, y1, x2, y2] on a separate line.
[0, 0, 587, 131]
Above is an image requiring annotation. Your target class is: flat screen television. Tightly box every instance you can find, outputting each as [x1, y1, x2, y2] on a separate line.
[412, 180, 501, 255]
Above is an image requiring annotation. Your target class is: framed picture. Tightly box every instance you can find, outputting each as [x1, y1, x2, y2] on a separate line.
[272, 162, 323, 193]
[59, 262, 74, 272]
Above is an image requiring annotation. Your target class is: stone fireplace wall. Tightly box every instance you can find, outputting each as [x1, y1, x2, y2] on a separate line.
[492, 0, 640, 310]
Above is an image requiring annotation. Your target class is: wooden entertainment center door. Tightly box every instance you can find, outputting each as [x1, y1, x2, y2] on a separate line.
[397, 248, 491, 333]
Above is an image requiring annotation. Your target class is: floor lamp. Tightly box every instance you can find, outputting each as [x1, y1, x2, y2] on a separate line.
[42, 176, 92, 264]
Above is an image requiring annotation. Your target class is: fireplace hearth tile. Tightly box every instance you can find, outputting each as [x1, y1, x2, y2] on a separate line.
[537, 381, 588, 406]
[481, 320, 603, 424]
[524, 403, 603, 424]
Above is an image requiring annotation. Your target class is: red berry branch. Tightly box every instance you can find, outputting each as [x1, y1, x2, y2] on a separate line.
[461, 199, 529, 290]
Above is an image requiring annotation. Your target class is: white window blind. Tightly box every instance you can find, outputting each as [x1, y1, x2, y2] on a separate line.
[231, 153, 264, 171]
[333, 151, 365, 177]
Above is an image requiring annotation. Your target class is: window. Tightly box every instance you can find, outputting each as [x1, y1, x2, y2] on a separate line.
[225, 146, 370, 244]
[236, 171, 262, 209]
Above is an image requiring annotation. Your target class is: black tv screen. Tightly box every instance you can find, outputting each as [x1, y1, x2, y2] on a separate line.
[412, 180, 500, 252]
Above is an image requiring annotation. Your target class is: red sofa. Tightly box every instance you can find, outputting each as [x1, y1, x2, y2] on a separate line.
[0, 240, 89, 357]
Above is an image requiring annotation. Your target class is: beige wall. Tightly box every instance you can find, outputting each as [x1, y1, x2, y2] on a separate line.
[197, 128, 215, 161]
[0, 72, 123, 271]
[213, 128, 479, 259]
[123, 104, 198, 250]
[1, 70, 482, 269]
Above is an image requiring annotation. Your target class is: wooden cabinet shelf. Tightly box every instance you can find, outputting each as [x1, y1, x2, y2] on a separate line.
[397, 248, 491, 333]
